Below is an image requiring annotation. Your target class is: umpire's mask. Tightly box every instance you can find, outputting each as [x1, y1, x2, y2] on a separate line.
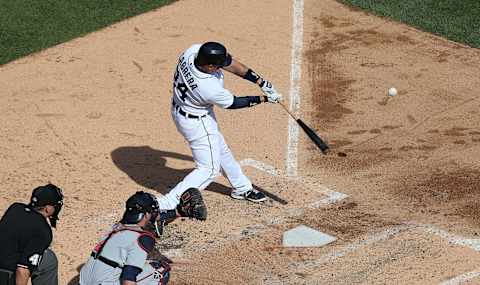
[29, 184, 64, 228]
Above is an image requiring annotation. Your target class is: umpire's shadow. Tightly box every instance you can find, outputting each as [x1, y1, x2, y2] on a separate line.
[111, 146, 286, 204]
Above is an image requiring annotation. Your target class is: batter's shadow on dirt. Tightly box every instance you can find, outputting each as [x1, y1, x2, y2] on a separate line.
[111, 146, 287, 204]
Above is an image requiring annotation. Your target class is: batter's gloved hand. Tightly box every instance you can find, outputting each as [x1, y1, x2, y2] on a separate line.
[266, 91, 282, 103]
[260, 79, 277, 96]
[176, 188, 207, 221]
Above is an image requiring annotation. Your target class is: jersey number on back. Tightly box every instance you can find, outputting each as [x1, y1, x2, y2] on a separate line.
[174, 69, 188, 102]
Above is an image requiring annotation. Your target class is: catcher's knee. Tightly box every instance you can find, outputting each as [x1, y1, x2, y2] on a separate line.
[176, 188, 207, 221]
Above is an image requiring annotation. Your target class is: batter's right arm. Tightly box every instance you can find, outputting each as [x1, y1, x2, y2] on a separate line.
[224, 59, 270, 89]
[222, 59, 259, 83]
[223, 59, 281, 102]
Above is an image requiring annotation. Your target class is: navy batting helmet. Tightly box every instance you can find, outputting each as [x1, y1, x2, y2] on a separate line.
[121, 191, 159, 224]
[195, 42, 232, 67]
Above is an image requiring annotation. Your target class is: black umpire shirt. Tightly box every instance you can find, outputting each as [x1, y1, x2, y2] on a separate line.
[0, 203, 52, 272]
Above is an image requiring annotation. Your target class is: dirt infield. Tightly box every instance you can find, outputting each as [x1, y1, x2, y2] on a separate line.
[1, 0, 480, 284]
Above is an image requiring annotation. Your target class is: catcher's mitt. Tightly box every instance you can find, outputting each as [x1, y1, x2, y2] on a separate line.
[177, 188, 207, 221]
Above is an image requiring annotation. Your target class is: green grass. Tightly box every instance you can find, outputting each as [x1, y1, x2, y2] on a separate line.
[0, 0, 175, 65]
[339, 0, 480, 48]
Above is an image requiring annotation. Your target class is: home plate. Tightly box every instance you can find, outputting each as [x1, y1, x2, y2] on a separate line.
[283, 225, 336, 247]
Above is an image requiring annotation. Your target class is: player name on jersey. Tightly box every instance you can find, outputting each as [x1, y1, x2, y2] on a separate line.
[178, 56, 198, 90]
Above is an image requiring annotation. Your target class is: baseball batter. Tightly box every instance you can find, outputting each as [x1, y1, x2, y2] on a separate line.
[156, 42, 281, 213]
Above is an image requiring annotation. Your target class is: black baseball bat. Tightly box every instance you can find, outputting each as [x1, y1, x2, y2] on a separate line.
[279, 102, 330, 154]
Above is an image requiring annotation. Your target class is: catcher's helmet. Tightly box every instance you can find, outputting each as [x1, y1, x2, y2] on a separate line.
[195, 42, 232, 67]
[121, 191, 159, 224]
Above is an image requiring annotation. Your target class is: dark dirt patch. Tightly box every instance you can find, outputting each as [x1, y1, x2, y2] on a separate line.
[305, 18, 424, 129]
[306, 21, 364, 127]
[316, 15, 354, 29]
[444, 127, 469, 136]
[455, 201, 480, 226]
[296, 201, 400, 241]
[329, 139, 353, 148]
[347, 130, 368, 135]
[382, 125, 402, 130]
[319, 16, 337, 28]
[310, 144, 400, 175]
[392, 167, 480, 226]
[417, 145, 437, 151]
[398, 144, 437, 152]
[396, 34, 418, 45]
[407, 115, 417, 124]
[396, 167, 480, 203]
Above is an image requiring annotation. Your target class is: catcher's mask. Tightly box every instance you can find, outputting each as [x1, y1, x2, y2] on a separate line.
[195, 42, 232, 68]
[121, 191, 161, 236]
[29, 184, 64, 228]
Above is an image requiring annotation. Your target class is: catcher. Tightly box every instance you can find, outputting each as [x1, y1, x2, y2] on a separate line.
[79, 191, 177, 285]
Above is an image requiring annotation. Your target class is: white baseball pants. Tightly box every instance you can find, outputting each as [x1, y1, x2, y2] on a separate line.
[156, 106, 253, 210]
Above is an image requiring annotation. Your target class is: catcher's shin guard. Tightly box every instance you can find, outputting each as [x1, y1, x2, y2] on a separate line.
[177, 188, 207, 221]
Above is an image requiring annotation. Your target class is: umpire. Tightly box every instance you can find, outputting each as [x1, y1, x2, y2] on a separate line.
[0, 183, 64, 285]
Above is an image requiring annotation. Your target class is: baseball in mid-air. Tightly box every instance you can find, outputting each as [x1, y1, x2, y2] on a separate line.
[388, 87, 397, 97]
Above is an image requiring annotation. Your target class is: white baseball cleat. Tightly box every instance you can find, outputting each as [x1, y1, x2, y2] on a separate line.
[231, 189, 267, 203]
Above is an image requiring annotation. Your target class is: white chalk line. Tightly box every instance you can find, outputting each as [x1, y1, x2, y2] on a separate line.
[416, 223, 480, 285]
[286, 0, 304, 177]
[239, 157, 348, 244]
[292, 224, 413, 271]
[439, 270, 480, 285]
[240, 158, 281, 177]
[309, 186, 349, 208]
[291, 221, 480, 283]
[240, 158, 348, 209]
[417, 223, 480, 251]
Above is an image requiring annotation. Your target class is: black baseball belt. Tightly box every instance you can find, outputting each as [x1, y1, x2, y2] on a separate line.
[172, 101, 207, 119]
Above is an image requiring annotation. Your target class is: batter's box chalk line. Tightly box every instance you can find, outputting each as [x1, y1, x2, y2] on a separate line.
[240, 158, 348, 209]
[291, 224, 413, 271]
[440, 270, 480, 285]
[289, 222, 480, 285]
[417, 222, 480, 285]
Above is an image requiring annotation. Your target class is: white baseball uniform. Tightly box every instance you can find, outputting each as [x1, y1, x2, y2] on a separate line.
[156, 44, 253, 210]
